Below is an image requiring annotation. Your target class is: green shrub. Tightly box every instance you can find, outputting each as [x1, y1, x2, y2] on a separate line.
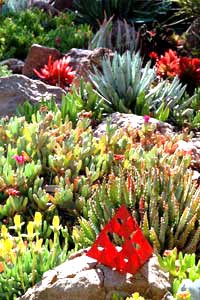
[16, 81, 104, 125]
[0, 9, 92, 61]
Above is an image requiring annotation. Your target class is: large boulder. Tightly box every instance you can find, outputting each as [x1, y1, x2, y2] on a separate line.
[0, 74, 65, 116]
[23, 44, 62, 78]
[20, 249, 171, 300]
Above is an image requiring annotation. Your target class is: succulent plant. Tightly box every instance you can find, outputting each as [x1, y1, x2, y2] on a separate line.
[73, 0, 171, 30]
[90, 51, 186, 118]
[89, 17, 140, 54]
[72, 128, 200, 255]
[33, 56, 76, 90]
[0, 212, 69, 300]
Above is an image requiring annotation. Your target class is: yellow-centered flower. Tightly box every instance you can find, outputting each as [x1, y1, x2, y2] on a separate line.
[4, 238, 13, 253]
[27, 221, 34, 240]
[34, 239, 43, 253]
[0, 240, 4, 258]
[1, 225, 8, 239]
[14, 215, 21, 231]
[52, 215, 60, 231]
[17, 240, 26, 254]
[34, 212, 42, 228]
[177, 290, 191, 300]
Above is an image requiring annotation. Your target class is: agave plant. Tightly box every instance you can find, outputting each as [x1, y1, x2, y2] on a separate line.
[89, 17, 140, 54]
[73, 0, 171, 30]
[172, 0, 200, 18]
[1, 0, 29, 13]
[90, 51, 186, 118]
[33, 55, 76, 90]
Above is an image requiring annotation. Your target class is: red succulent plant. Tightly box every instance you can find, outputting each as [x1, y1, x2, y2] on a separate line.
[152, 49, 200, 92]
[179, 57, 200, 87]
[156, 49, 180, 79]
[33, 55, 75, 89]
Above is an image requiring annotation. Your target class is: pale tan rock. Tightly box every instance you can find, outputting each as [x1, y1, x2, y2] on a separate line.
[20, 250, 171, 300]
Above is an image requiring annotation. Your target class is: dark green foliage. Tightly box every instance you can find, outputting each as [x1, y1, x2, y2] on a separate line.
[0, 9, 92, 61]
[73, 0, 171, 30]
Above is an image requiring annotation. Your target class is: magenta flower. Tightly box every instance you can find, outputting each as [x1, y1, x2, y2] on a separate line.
[13, 155, 25, 165]
[143, 115, 150, 123]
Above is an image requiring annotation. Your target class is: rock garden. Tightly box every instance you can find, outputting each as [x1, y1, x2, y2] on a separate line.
[0, 0, 200, 300]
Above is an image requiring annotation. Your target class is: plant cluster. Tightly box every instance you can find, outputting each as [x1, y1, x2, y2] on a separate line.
[0, 8, 92, 60]
[0, 212, 69, 300]
[90, 51, 186, 122]
[159, 248, 200, 299]
[151, 49, 200, 94]
[0, 1, 200, 300]
[72, 121, 200, 255]
[73, 0, 171, 30]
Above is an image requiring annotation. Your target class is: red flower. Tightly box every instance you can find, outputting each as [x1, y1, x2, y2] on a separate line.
[179, 57, 200, 86]
[114, 154, 124, 161]
[156, 49, 180, 78]
[33, 56, 75, 89]
[147, 30, 156, 37]
[6, 188, 21, 196]
[55, 36, 61, 46]
[149, 51, 158, 60]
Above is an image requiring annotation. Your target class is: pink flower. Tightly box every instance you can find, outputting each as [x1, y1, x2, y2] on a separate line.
[143, 115, 150, 123]
[13, 155, 25, 165]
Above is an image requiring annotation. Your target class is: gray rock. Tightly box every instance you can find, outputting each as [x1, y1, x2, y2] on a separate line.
[0, 58, 24, 74]
[20, 249, 171, 300]
[23, 44, 62, 78]
[177, 279, 200, 300]
[0, 74, 65, 116]
[65, 47, 114, 87]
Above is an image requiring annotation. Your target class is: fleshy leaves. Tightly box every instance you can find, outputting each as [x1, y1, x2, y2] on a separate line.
[87, 204, 153, 274]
